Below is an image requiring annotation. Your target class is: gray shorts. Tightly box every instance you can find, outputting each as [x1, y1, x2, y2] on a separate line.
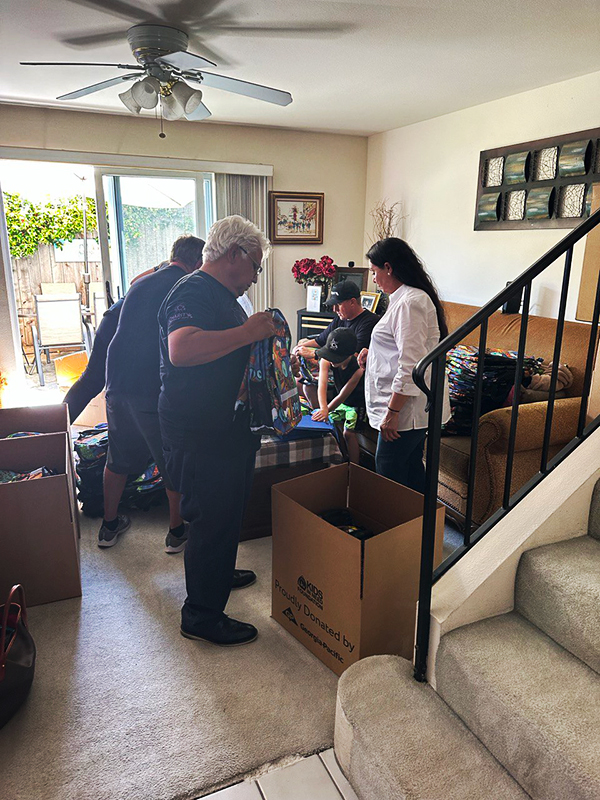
[105, 393, 174, 491]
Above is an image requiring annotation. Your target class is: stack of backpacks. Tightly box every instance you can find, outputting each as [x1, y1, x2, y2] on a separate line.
[74, 423, 165, 517]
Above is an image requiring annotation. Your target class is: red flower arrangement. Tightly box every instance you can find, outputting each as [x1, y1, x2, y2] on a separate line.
[292, 254, 337, 287]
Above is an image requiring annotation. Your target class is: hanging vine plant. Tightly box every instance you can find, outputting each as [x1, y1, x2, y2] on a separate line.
[2, 193, 99, 259]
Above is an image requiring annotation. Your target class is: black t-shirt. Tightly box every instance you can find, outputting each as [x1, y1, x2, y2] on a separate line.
[105, 264, 186, 400]
[332, 356, 365, 408]
[314, 310, 378, 352]
[157, 271, 250, 447]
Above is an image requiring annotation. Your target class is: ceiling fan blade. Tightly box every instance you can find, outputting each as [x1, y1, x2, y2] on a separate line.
[21, 61, 143, 69]
[60, 29, 132, 48]
[157, 50, 217, 71]
[212, 23, 354, 37]
[185, 101, 212, 121]
[185, 71, 292, 107]
[63, 0, 157, 23]
[57, 73, 139, 100]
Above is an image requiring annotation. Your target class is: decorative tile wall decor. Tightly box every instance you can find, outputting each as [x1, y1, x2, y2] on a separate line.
[475, 127, 600, 230]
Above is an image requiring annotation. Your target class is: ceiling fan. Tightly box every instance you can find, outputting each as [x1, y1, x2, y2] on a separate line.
[21, 22, 293, 125]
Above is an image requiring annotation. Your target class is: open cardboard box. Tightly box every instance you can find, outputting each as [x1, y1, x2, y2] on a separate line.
[0, 403, 69, 438]
[0, 432, 81, 606]
[272, 463, 444, 676]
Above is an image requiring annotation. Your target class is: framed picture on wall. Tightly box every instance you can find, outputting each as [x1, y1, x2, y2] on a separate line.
[334, 266, 369, 292]
[360, 291, 380, 313]
[269, 191, 324, 244]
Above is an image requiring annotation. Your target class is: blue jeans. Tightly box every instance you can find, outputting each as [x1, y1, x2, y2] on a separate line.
[375, 428, 427, 494]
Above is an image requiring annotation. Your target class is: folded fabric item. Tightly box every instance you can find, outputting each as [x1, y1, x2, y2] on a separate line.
[528, 362, 573, 392]
[0, 467, 56, 483]
[4, 432, 44, 439]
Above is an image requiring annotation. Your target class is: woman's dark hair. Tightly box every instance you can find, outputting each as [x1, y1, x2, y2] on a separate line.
[170, 235, 205, 269]
[366, 238, 448, 340]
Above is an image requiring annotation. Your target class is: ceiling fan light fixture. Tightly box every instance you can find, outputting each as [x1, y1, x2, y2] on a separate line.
[161, 92, 185, 121]
[171, 81, 203, 115]
[118, 87, 142, 114]
[131, 75, 160, 109]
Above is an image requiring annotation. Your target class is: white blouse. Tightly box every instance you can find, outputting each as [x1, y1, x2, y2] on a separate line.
[365, 284, 450, 431]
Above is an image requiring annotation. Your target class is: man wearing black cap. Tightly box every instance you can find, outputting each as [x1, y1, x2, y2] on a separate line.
[293, 280, 378, 407]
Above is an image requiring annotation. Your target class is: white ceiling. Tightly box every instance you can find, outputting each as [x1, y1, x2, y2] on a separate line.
[1, 0, 600, 137]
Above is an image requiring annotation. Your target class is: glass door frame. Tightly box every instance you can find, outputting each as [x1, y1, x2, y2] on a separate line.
[94, 166, 215, 298]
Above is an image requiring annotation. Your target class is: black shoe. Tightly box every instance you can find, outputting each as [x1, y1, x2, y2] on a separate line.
[180, 616, 258, 646]
[98, 514, 131, 548]
[232, 569, 257, 589]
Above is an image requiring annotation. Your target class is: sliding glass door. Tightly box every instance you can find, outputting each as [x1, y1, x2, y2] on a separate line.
[95, 169, 214, 298]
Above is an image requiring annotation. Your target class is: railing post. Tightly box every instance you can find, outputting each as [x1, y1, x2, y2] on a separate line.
[541, 248, 572, 473]
[503, 282, 532, 508]
[578, 268, 600, 437]
[463, 320, 488, 541]
[414, 354, 445, 682]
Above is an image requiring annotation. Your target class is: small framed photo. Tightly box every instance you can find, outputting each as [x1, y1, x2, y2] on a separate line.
[360, 291, 380, 313]
[335, 266, 369, 292]
[306, 284, 322, 312]
[269, 191, 324, 244]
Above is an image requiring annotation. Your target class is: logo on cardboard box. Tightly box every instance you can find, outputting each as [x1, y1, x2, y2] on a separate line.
[283, 607, 298, 626]
[297, 574, 323, 609]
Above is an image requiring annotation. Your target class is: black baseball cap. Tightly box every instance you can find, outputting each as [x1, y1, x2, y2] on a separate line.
[315, 327, 358, 363]
[325, 281, 361, 307]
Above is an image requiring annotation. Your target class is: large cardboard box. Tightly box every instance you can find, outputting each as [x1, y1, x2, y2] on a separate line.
[0, 432, 81, 606]
[0, 403, 69, 438]
[72, 388, 107, 427]
[272, 464, 444, 676]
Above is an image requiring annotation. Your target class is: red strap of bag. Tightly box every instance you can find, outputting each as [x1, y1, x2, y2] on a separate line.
[0, 584, 28, 680]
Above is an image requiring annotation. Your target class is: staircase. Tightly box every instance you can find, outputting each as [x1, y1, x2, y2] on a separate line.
[334, 480, 600, 799]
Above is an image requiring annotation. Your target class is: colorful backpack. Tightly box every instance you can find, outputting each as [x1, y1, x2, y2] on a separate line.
[248, 308, 302, 436]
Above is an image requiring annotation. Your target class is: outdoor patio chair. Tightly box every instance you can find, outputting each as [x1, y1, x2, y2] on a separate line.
[32, 293, 92, 386]
[40, 282, 78, 295]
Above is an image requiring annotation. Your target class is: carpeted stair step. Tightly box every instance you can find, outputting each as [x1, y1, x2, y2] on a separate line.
[334, 655, 529, 800]
[436, 612, 600, 800]
[515, 536, 600, 673]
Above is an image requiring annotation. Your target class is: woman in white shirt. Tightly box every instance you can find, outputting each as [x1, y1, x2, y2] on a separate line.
[358, 238, 448, 493]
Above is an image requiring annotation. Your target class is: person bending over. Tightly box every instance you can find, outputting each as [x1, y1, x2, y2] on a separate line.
[311, 327, 365, 464]
[293, 280, 377, 408]
[98, 236, 205, 551]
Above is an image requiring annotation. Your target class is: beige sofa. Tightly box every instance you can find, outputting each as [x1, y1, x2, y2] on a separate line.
[440, 302, 590, 528]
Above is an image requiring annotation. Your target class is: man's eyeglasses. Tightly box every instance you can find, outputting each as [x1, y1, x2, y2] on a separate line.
[239, 246, 263, 274]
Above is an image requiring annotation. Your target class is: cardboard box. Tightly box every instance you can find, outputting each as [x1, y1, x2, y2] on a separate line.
[272, 463, 444, 676]
[72, 388, 107, 428]
[0, 432, 81, 606]
[0, 403, 69, 438]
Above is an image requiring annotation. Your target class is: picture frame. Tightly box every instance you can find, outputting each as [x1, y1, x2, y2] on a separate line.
[360, 291, 380, 313]
[269, 191, 324, 244]
[306, 284, 322, 312]
[335, 266, 369, 292]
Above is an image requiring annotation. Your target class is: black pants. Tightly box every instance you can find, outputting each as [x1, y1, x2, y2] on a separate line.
[163, 429, 258, 630]
[375, 428, 427, 494]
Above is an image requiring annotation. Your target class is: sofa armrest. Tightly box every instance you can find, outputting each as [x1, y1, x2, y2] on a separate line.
[479, 397, 581, 453]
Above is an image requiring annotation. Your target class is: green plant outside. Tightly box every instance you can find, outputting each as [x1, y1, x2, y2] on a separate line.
[3, 193, 100, 259]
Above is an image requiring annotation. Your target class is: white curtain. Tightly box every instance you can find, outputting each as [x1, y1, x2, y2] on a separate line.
[215, 173, 272, 312]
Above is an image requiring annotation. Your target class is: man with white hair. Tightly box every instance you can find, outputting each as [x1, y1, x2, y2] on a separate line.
[158, 215, 276, 646]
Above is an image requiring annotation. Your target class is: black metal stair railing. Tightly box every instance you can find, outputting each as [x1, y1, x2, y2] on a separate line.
[412, 207, 600, 682]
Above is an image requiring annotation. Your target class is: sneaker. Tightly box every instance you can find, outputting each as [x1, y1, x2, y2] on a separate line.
[180, 615, 258, 646]
[165, 526, 188, 554]
[98, 514, 131, 548]
[232, 569, 257, 589]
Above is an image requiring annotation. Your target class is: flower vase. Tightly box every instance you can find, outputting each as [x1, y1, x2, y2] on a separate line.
[320, 283, 329, 310]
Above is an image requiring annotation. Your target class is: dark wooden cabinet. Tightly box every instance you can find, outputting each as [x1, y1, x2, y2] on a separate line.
[296, 308, 335, 341]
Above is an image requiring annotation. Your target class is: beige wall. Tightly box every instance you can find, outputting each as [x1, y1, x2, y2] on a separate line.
[0, 104, 368, 381]
[365, 69, 600, 320]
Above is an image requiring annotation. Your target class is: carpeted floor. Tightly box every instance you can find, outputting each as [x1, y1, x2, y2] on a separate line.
[0, 507, 339, 800]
